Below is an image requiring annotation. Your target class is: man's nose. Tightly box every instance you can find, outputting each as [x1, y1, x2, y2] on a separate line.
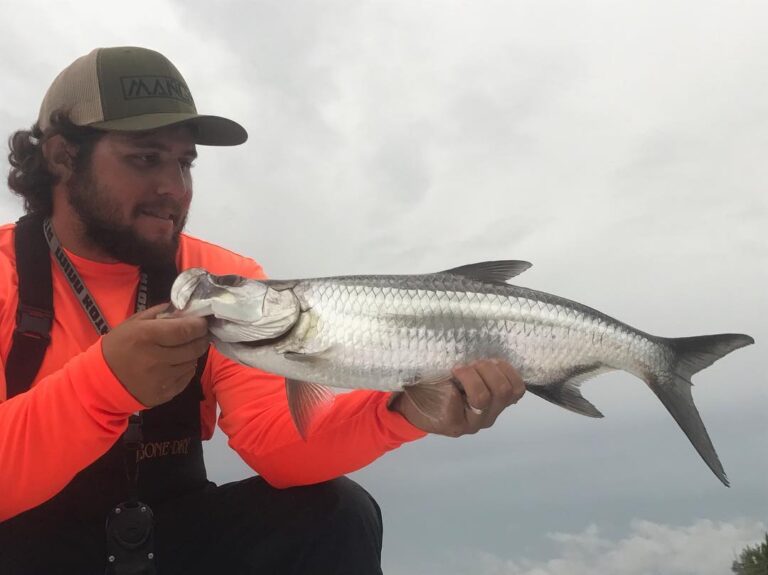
[156, 161, 191, 198]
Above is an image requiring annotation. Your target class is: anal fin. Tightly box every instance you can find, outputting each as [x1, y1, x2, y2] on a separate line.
[403, 379, 457, 421]
[527, 364, 610, 418]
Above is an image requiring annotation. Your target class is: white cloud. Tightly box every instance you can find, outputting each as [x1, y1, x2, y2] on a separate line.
[466, 519, 766, 575]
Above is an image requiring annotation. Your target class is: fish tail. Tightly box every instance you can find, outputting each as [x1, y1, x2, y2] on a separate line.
[647, 333, 754, 487]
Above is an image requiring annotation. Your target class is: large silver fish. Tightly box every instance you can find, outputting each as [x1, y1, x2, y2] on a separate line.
[169, 261, 753, 486]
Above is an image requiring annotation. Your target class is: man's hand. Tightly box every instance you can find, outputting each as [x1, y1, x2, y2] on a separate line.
[102, 304, 210, 407]
[389, 359, 525, 437]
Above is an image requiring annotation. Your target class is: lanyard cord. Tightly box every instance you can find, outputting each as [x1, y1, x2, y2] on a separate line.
[43, 218, 149, 501]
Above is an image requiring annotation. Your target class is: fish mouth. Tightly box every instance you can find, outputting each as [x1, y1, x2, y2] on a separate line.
[170, 268, 211, 312]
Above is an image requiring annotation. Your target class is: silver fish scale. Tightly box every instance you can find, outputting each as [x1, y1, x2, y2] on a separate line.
[278, 274, 662, 391]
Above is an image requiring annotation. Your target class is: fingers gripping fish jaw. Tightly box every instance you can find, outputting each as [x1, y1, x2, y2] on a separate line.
[169, 268, 210, 315]
[169, 268, 301, 342]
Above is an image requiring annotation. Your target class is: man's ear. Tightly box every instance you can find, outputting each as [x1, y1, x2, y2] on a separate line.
[42, 135, 78, 182]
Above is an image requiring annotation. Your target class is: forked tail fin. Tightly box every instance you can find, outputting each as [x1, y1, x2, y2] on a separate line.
[647, 333, 754, 487]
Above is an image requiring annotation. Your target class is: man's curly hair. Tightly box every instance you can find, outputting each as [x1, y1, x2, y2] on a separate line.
[7, 111, 104, 217]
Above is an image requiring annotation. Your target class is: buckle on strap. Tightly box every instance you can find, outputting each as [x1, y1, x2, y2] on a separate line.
[15, 305, 53, 340]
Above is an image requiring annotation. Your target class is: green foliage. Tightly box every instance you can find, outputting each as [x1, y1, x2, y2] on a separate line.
[731, 533, 768, 575]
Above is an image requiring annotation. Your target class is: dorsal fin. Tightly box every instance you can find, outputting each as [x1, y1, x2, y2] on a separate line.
[438, 260, 532, 284]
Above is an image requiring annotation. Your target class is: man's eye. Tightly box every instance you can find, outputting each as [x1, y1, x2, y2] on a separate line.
[132, 154, 159, 165]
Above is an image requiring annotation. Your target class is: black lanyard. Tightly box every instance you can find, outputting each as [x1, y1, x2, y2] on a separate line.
[43, 218, 148, 500]
[43, 218, 149, 331]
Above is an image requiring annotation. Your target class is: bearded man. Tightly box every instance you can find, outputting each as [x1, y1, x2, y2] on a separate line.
[0, 46, 525, 574]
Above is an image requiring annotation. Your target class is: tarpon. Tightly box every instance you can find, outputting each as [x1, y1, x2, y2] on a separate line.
[168, 261, 754, 486]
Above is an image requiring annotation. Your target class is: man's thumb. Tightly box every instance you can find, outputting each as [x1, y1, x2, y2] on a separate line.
[134, 303, 175, 320]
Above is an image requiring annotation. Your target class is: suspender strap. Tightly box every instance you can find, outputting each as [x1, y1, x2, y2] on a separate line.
[121, 263, 187, 499]
[145, 264, 179, 313]
[5, 214, 53, 399]
[123, 413, 144, 503]
[6, 214, 209, 513]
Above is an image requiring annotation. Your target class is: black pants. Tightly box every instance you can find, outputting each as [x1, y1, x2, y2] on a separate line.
[0, 476, 383, 575]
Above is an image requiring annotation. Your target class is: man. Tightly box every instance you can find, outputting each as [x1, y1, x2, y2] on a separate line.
[0, 46, 525, 574]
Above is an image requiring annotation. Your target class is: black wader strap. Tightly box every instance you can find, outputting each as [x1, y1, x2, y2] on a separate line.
[120, 263, 204, 498]
[143, 262, 205, 404]
[5, 215, 53, 399]
[123, 413, 144, 502]
[6, 215, 207, 503]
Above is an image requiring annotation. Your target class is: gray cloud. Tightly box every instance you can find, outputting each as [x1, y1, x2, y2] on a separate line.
[3, 1, 767, 572]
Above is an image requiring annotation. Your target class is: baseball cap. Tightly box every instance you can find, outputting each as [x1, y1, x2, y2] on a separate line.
[37, 46, 247, 146]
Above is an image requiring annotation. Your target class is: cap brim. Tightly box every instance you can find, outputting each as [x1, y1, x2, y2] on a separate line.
[90, 112, 247, 146]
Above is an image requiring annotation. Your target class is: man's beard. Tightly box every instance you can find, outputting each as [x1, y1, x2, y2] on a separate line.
[67, 169, 187, 269]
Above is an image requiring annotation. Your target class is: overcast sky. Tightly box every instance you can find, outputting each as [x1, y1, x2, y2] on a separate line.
[1, 1, 766, 573]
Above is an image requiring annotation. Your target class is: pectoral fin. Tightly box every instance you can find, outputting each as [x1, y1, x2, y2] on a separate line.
[285, 379, 335, 440]
[280, 344, 337, 363]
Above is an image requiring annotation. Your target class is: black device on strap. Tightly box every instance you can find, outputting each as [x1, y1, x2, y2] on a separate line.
[107, 411, 157, 575]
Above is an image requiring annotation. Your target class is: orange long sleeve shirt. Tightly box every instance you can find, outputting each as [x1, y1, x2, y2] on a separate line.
[0, 223, 425, 521]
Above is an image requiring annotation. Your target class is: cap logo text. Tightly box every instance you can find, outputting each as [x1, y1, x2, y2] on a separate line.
[120, 75, 193, 104]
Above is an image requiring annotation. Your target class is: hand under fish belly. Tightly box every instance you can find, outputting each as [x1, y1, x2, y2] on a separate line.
[169, 260, 754, 486]
[386, 359, 527, 438]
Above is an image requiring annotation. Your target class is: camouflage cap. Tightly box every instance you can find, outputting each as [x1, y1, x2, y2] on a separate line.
[38, 46, 247, 146]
